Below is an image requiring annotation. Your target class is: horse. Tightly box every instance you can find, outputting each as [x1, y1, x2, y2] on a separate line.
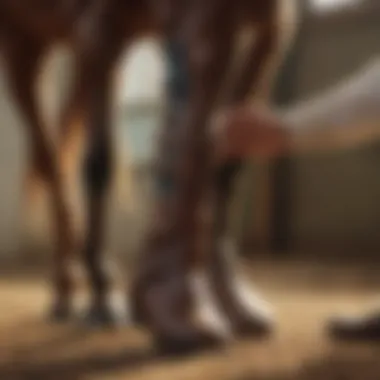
[0, 0, 297, 354]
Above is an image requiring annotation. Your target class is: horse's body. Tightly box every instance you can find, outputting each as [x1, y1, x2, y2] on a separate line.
[0, 0, 297, 353]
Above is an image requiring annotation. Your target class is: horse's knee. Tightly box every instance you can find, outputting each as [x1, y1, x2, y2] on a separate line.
[30, 145, 57, 182]
[83, 139, 112, 195]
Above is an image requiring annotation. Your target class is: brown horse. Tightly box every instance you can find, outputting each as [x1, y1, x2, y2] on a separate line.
[0, 0, 296, 354]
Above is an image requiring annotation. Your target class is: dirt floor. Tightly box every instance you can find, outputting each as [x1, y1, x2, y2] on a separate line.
[1, 260, 380, 380]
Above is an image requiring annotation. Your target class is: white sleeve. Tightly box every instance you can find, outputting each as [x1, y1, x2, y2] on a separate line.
[278, 57, 380, 135]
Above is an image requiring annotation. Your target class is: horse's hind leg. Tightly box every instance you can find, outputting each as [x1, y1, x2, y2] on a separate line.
[55, 79, 86, 246]
[207, 22, 281, 338]
[2, 35, 76, 320]
[23, 61, 84, 234]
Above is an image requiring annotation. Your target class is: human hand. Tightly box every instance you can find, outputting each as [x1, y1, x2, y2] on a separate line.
[213, 105, 292, 162]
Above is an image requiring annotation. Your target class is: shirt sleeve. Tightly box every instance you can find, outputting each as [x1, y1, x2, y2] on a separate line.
[277, 57, 380, 135]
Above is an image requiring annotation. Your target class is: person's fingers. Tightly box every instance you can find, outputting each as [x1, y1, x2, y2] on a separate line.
[212, 105, 294, 162]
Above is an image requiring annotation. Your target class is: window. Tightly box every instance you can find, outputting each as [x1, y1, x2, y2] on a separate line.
[310, 0, 363, 13]
[116, 40, 165, 167]
[117, 104, 163, 167]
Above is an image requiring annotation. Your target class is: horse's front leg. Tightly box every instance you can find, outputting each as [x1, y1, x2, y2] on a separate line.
[207, 21, 281, 338]
[75, 15, 127, 327]
[2, 34, 76, 321]
[131, 7, 236, 354]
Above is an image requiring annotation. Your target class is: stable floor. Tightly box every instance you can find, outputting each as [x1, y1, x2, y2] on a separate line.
[1, 260, 380, 380]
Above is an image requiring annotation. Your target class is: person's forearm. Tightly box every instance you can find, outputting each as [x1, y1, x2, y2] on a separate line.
[277, 58, 380, 152]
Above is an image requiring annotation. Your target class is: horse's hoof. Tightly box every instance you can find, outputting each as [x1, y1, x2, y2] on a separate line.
[231, 312, 274, 339]
[221, 292, 275, 339]
[154, 328, 226, 357]
[47, 303, 73, 323]
[328, 311, 380, 342]
[79, 303, 128, 329]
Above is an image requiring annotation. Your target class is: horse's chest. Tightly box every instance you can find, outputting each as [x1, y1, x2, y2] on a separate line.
[0, 0, 96, 41]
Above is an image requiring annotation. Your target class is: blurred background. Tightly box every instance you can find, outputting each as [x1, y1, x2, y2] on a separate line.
[1, 1, 380, 379]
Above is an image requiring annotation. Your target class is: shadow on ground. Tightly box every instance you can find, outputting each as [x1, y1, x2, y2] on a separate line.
[236, 349, 380, 380]
[1, 318, 380, 380]
[0, 317, 156, 380]
[1, 343, 380, 380]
